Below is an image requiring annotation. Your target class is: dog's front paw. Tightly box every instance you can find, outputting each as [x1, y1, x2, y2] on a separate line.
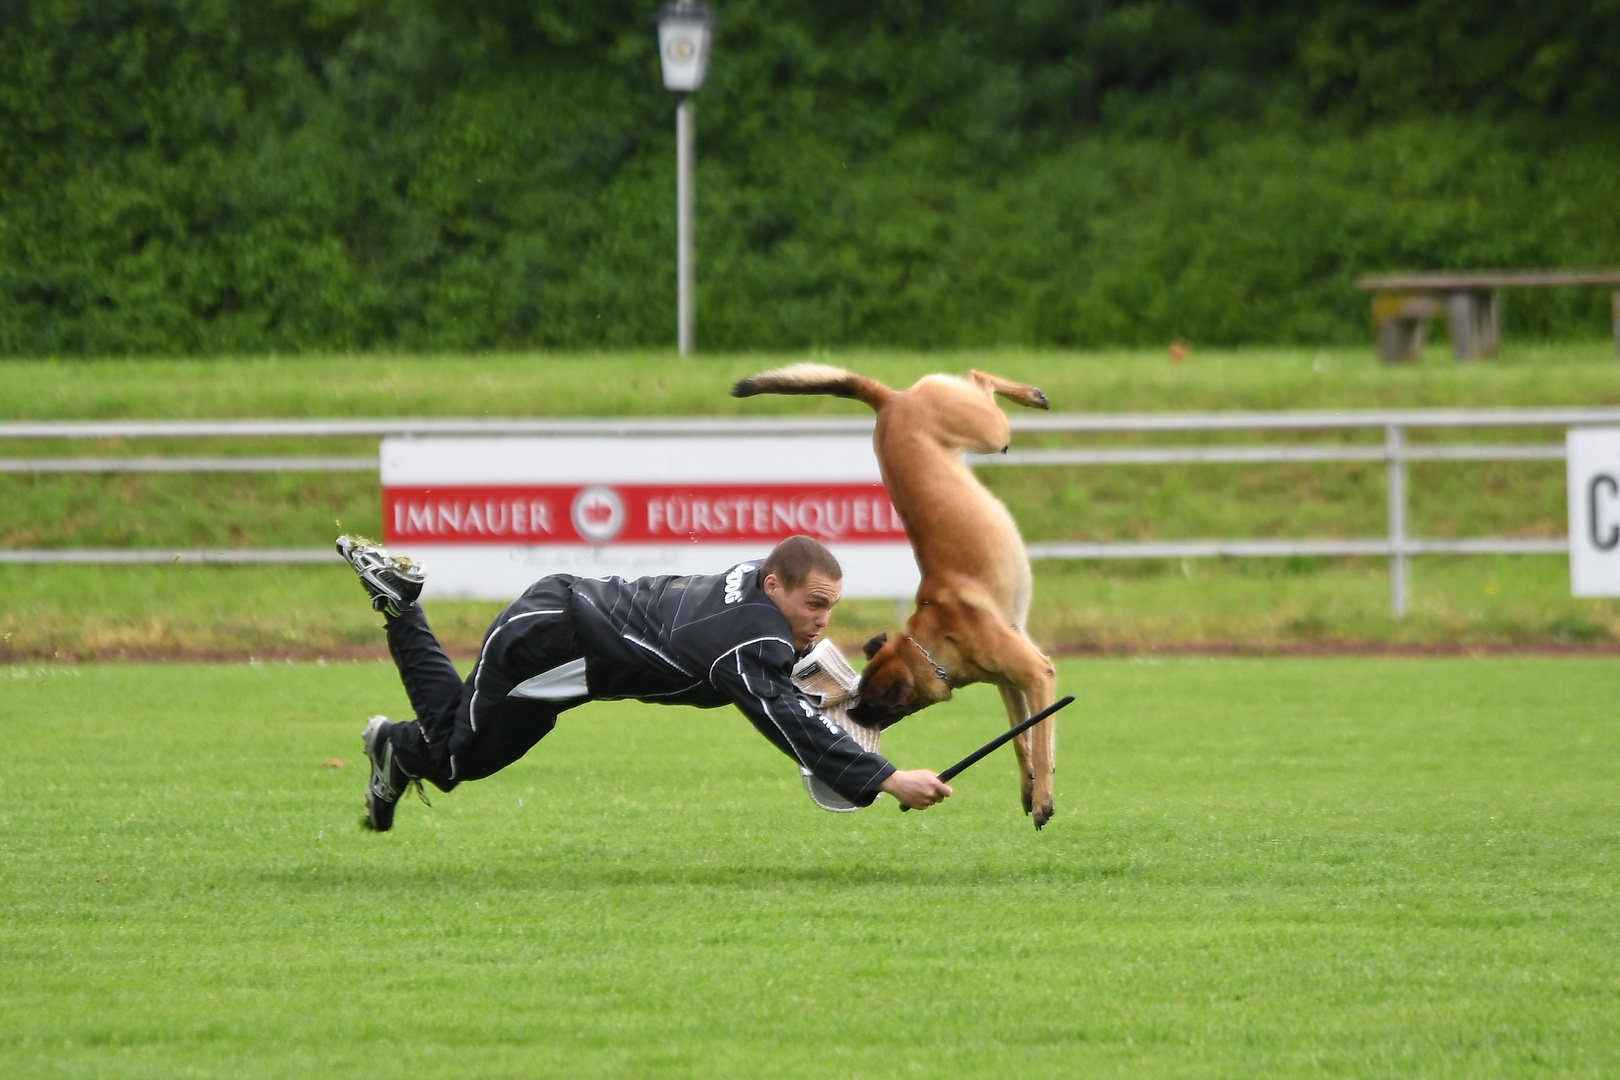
[1020, 771, 1034, 814]
[1032, 802, 1054, 830]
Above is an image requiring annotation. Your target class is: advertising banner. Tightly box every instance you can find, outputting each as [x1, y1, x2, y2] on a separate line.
[381, 435, 919, 600]
[1568, 428, 1620, 596]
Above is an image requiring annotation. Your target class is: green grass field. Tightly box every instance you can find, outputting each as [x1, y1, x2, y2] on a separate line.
[4, 657, 1617, 1078]
[6, 343, 1620, 420]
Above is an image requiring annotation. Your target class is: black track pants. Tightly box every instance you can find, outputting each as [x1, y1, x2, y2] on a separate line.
[383, 575, 586, 791]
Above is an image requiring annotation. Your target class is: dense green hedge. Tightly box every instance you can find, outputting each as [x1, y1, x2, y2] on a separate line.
[2, 0, 1618, 355]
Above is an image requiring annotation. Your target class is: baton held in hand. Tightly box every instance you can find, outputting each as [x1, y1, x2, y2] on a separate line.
[899, 694, 1076, 811]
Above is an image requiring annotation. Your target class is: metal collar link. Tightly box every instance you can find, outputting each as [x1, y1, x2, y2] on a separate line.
[906, 635, 951, 684]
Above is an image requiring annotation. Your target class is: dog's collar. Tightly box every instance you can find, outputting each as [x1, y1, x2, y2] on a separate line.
[906, 636, 952, 684]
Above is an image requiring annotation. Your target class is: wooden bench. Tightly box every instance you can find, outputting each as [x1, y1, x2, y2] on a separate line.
[1355, 270, 1620, 362]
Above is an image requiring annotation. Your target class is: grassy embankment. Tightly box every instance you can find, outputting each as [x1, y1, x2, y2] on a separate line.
[4, 344, 1620, 658]
[3, 657, 1617, 1077]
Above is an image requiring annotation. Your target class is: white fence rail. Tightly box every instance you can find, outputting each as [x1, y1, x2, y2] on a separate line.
[5, 407, 1613, 617]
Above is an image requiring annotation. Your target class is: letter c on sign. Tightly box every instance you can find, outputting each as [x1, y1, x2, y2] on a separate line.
[1589, 475, 1620, 550]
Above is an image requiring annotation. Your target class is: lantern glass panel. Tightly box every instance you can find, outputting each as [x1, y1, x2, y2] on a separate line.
[657, 6, 713, 92]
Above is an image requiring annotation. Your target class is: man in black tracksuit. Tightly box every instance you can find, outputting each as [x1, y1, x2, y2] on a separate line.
[339, 533, 952, 831]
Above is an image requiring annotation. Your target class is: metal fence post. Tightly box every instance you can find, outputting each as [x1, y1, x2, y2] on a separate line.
[1386, 424, 1408, 617]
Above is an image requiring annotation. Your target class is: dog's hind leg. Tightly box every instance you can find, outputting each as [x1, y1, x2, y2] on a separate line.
[968, 370, 1050, 411]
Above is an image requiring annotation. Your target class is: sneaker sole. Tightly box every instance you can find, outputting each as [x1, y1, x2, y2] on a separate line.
[365, 787, 397, 832]
[338, 536, 425, 612]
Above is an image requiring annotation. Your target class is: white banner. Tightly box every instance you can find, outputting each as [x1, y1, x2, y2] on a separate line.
[1567, 428, 1620, 596]
[380, 435, 919, 600]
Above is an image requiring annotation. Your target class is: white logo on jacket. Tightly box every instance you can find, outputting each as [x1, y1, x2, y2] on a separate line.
[799, 698, 843, 737]
[724, 563, 756, 604]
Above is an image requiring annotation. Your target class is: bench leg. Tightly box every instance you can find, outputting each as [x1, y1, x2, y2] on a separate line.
[1377, 317, 1425, 362]
[1480, 291, 1500, 356]
[1445, 291, 1494, 361]
[1372, 293, 1435, 362]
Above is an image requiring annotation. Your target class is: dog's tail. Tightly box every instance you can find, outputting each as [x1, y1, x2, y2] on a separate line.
[731, 364, 893, 410]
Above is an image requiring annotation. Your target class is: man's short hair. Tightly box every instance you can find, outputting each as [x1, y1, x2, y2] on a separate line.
[761, 535, 843, 591]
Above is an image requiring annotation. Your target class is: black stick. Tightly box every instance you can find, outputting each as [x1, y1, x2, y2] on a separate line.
[899, 694, 1075, 811]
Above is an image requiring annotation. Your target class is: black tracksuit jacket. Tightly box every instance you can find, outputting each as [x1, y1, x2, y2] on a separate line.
[566, 562, 896, 807]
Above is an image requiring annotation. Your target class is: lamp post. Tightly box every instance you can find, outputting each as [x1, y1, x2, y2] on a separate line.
[656, 2, 714, 356]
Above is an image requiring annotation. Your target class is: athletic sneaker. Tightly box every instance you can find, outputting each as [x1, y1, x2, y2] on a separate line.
[335, 535, 424, 617]
[361, 715, 410, 832]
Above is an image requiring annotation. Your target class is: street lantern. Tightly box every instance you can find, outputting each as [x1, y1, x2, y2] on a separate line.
[657, 1, 713, 92]
[656, 2, 714, 355]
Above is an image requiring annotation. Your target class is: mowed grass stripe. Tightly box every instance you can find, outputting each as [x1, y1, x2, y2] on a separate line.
[2, 658, 1617, 1078]
[5, 344, 1620, 421]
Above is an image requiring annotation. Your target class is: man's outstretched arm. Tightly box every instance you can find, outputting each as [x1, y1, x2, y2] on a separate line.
[712, 638, 896, 806]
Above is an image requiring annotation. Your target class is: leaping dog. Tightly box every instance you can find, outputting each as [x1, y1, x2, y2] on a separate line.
[733, 365, 1059, 828]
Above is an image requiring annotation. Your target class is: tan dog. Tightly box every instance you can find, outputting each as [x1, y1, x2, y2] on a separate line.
[732, 365, 1060, 828]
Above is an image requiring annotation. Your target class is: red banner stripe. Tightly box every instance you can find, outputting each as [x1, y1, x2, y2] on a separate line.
[382, 483, 908, 546]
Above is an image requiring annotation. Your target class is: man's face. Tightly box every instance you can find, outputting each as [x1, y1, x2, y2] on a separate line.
[762, 570, 843, 650]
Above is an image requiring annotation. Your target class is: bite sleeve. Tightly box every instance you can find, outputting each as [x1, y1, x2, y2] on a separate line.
[710, 638, 895, 807]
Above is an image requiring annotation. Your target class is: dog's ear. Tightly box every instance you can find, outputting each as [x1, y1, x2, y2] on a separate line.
[862, 632, 888, 661]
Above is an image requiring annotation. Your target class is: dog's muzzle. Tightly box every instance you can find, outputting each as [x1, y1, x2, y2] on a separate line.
[846, 698, 910, 730]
